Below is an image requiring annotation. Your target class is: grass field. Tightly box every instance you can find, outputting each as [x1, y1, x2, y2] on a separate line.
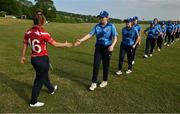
[0, 18, 180, 113]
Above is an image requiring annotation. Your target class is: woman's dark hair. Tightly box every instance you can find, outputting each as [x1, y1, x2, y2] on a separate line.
[33, 9, 46, 26]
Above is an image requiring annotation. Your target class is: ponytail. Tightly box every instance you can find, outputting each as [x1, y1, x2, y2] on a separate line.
[33, 9, 46, 26]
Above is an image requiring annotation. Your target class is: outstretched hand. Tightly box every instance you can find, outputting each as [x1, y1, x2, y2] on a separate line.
[65, 41, 73, 48]
[74, 39, 81, 46]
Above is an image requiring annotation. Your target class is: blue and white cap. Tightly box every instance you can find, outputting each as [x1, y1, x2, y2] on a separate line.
[168, 20, 172, 24]
[161, 21, 165, 25]
[125, 17, 133, 23]
[133, 16, 138, 21]
[97, 11, 109, 18]
[150, 21, 155, 25]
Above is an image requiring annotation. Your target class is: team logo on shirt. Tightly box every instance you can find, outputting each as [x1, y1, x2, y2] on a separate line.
[104, 27, 110, 33]
[96, 26, 102, 33]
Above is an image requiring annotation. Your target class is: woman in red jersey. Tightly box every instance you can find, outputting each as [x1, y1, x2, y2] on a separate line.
[21, 10, 72, 107]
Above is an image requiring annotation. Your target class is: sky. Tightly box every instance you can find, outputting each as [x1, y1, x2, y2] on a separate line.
[30, 0, 180, 20]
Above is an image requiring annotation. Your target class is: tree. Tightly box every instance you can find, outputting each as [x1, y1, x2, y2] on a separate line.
[17, 0, 34, 18]
[0, 0, 21, 16]
[34, 0, 56, 19]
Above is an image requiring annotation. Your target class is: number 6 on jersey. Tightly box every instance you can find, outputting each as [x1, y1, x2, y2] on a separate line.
[28, 38, 42, 53]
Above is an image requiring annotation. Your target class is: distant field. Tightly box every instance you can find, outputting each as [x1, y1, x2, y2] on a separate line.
[0, 18, 179, 113]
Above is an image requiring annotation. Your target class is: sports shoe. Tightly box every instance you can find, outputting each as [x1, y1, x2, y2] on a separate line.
[89, 83, 97, 91]
[99, 81, 108, 88]
[164, 43, 167, 45]
[132, 61, 135, 65]
[157, 48, 161, 52]
[144, 54, 148, 58]
[149, 54, 153, 57]
[167, 44, 170, 47]
[116, 70, 123, 75]
[171, 42, 173, 45]
[30, 102, 44, 107]
[51, 85, 58, 95]
[126, 69, 132, 74]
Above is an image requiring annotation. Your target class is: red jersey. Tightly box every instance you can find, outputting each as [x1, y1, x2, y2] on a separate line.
[24, 25, 55, 57]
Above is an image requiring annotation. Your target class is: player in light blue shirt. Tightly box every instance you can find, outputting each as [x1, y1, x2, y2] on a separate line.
[178, 23, 180, 40]
[144, 21, 159, 58]
[174, 21, 179, 42]
[116, 18, 140, 75]
[166, 20, 174, 46]
[74, 11, 118, 91]
[157, 21, 166, 51]
[132, 16, 142, 65]
[171, 22, 176, 43]
[153, 18, 163, 52]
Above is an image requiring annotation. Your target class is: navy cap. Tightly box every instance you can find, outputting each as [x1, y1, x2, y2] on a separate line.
[125, 17, 133, 23]
[161, 21, 165, 25]
[97, 11, 109, 18]
[168, 20, 172, 24]
[154, 18, 158, 21]
[150, 21, 155, 25]
[133, 16, 138, 21]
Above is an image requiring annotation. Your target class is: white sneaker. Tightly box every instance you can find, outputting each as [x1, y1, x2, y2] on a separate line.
[149, 54, 153, 57]
[116, 70, 123, 75]
[126, 69, 132, 74]
[167, 44, 170, 47]
[164, 43, 167, 45]
[144, 55, 148, 58]
[89, 83, 97, 91]
[99, 81, 108, 88]
[132, 61, 135, 65]
[30, 102, 44, 107]
[51, 85, 58, 95]
[157, 48, 161, 52]
[171, 42, 173, 45]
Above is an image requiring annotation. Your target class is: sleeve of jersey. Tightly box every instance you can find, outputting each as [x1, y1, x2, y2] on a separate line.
[23, 34, 28, 45]
[140, 26, 142, 31]
[112, 24, 118, 37]
[89, 26, 96, 37]
[135, 30, 140, 37]
[156, 27, 161, 33]
[42, 32, 56, 45]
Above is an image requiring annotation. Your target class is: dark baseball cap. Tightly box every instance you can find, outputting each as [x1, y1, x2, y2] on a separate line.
[97, 11, 109, 18]
[125, 17, 133, 23]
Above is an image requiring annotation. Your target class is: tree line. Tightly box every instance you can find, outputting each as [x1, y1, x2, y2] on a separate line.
[0, 0, 122, 23]
[0, 0, 56, 19]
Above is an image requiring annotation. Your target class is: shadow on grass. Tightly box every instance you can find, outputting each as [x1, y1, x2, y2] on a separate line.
[53, 68, 90, 89]
[0, 72, 31, 104]
[58, 56, 93, 67]
[69, 49, 94, 58]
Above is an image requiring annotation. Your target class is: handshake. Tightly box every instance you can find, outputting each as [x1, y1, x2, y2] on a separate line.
[64, 39, 82, 48]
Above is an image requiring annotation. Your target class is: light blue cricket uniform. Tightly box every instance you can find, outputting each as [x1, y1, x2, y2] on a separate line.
[122, 27, 139, 46]
[145, 27, 159, 39]
[133, 24, 142, 34]
[161, 26, 166, 34]
[166, 23, 174, 33]
[154, 24, 161, 37]
[89, 23, 118, 46]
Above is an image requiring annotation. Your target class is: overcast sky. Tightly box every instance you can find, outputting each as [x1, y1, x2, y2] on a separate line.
[30, 0, 180, 20]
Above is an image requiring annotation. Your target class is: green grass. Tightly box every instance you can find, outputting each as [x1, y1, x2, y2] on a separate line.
[0, 18, 180, 113]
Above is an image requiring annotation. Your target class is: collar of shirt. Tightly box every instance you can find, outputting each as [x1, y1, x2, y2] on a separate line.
[98, 22, 110, 28]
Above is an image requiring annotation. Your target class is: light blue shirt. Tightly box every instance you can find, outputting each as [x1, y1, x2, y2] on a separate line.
[133, 24, 142, 34]
[122, 27, 139, 46]
[145, 27, 159, 39]
[89, 23, 118, 46]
